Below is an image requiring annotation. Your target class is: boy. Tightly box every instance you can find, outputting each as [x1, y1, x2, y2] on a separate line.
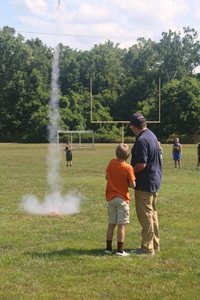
[172, 137, 182, 168]
[105, 143, 136, 256]
[65, 141, 72, 167]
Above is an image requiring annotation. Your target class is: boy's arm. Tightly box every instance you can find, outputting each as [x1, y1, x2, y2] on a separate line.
[133, 163, 146, 173]
[105, 172, 108, 180]
[129, 180, 136, 189]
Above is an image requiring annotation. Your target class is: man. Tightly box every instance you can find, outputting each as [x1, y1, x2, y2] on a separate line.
[129, 113, 162, 255]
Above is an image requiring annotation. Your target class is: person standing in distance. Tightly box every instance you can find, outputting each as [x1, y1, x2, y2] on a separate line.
[65, 141, 73, 167]
[172, 137, 182, 168]
[129, 113, 162, 255]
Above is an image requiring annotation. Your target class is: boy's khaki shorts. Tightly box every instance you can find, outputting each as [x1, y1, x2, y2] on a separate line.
[107, 197, 130, 224]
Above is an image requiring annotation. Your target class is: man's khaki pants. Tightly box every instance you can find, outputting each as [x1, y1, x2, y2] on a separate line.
[134, 190, 160, 254]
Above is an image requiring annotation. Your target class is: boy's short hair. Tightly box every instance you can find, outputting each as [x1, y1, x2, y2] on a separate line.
[116, 143, 130, 160]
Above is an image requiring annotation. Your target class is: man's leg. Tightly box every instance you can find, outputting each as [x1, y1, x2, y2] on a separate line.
[152, 192, 160, 251]
[135, 190, 155, 254]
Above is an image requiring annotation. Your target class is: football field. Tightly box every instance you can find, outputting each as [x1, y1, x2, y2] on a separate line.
[0, 143, 199, 299]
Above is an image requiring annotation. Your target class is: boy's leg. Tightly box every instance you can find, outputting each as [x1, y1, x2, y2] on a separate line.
[115, 198, 129, 254]
[106, 223, 116, 241]
[105, 200, 117, 252]
[105, 223, 116, 252]
[117, 224, 125, 243]
[117, 224, 125, 252]
[178, 154, 181, 167]
[105, 200, 116, 253]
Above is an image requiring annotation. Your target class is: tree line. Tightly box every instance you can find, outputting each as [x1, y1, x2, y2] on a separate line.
[0, 26, 200, 143]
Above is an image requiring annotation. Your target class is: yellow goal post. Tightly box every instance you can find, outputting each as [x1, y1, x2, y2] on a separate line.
[90, 77, 161, 143]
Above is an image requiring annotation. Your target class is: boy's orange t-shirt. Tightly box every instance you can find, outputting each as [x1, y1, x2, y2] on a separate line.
[106, 159, 136, 203]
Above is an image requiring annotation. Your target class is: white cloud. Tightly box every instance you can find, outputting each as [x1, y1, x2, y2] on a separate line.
[12, 0, 55, 19]
[74, 4, 110, 23]
[24, 0, 48, 16]
[194, 0, 200, 18]
[5, 0, 200, 50]
[19, 16, 54, 30]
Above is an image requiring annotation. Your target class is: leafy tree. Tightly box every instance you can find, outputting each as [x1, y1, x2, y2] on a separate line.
[161, 77, 200, 136]
[88, 40, 126, 94]
[0, 27, 32, 140]
[59, 44, 82, 94]
[123, 38, 160, 79]
[158, 27, 200, 82]
[1, 26, 200, 142]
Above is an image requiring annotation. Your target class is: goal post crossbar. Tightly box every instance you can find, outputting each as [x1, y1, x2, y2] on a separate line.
[90, 77, 161, 125]
[90, 121, 160, 124]
[57, 130, 95, 150]
[89, 76, 161, 142]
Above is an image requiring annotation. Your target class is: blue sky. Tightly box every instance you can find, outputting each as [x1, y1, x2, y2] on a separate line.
[0, 0, 200, 51]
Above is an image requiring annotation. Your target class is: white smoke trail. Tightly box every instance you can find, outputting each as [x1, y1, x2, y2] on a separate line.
[19, 6, 83, 215]
[47, 44, 62, 192]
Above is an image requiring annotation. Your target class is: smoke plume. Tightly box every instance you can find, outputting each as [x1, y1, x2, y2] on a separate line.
[19, 27, 82, 216]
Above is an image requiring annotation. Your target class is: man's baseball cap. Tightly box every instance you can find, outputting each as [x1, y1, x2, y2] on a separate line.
[129, 113, 146, 127]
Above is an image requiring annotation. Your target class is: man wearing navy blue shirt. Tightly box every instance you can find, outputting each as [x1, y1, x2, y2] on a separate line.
[129, 113, 162, 255]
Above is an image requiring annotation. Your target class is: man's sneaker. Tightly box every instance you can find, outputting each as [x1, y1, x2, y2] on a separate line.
[130, 248, 154, 256]
[116, 251, 130, 257]
[104, 249, 112, 255]
[130, 247, 140, 253]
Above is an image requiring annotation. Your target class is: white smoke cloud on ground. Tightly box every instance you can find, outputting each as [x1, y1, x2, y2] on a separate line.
[19, 9, 83, 215]
[20, 192, 81, 215]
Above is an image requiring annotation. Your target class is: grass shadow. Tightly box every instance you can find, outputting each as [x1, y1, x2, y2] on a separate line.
[25, 248, 105, 258]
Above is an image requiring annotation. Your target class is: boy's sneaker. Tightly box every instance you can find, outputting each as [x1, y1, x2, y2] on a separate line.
[104, 249, 112, 255]
[116, 251, 130, 257]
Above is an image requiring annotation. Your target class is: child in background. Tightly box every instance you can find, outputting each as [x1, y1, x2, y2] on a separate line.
[105, 143, 136, 257]
[65, 141, 72, 167]
[172, 137, 182, 168]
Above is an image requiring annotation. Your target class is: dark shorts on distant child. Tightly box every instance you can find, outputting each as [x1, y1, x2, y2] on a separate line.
[173, 153, 181, 161]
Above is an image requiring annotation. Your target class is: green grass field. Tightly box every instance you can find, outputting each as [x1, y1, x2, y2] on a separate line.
[0, 143, 200, 299]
